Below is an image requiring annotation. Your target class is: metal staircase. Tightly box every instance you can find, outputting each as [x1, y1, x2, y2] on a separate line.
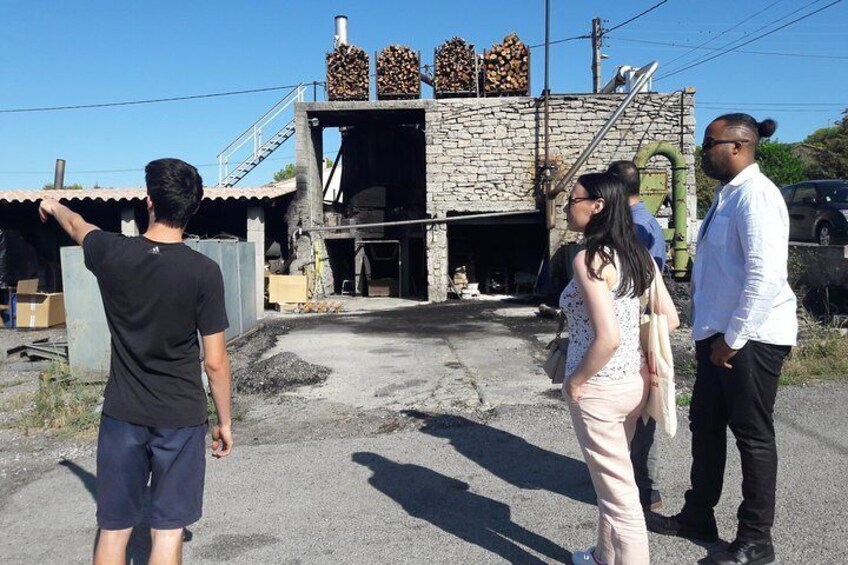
[217, 83, 306, 187]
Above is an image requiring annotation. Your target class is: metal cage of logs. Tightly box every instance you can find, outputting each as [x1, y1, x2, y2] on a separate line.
[482, 33, 530, 97]
[433, 37, 479, 99]
[376, 45, 421, 100]
[326, 44, 370, 101]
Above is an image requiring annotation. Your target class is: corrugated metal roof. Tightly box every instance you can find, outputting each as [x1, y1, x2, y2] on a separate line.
[0, 184, 297, 204]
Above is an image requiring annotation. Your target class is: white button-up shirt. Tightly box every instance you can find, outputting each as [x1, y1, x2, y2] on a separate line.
[691, 163, 797, 349]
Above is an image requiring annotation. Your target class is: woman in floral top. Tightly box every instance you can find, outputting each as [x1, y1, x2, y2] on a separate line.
[561, 172, 679, 565]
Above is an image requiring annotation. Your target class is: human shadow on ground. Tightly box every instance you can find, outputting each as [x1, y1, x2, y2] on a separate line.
[352, 452, 571, 564]
[403, 411, 596, 505]
[59, 458, 197, 565]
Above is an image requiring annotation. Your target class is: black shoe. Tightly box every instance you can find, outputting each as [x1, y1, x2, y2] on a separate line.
[645, 512, 719, 543]
[709, 540, 775, 565]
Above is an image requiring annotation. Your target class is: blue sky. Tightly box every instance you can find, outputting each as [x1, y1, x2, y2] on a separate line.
[1, 0, 846, 190]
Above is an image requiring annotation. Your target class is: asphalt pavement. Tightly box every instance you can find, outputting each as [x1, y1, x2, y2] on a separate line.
[1, 301, 845, 564]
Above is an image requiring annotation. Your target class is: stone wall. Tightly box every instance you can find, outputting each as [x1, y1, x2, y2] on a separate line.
[290, 93, 696, 303]
[423, 91, 697, 301]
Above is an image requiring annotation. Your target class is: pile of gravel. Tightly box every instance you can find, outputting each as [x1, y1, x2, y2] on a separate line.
[233, 352, 330, 395]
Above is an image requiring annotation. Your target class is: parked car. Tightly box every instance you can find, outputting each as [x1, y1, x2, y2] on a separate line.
[781, 179, 848, 245]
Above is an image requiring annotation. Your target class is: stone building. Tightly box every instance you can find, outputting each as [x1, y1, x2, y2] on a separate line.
[288, 90, 696, 302]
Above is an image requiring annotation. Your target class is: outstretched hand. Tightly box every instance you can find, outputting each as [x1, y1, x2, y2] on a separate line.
[38, 198, 58, 223]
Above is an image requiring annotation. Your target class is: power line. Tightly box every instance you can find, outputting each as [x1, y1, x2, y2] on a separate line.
[0, 150, 340, 175]
[698, 106, 840, 113]
[659, 0, 827, 75]
[604, 0, 671, 35]
[528, 0, 670, 49]
[0, 83, 316, 114]
[699, 102, 846, 107]
[528, 34, 590, 49]
[656, 0, 844, 81]
[661, 0, 784, 67]
[608, 35, 848, 60]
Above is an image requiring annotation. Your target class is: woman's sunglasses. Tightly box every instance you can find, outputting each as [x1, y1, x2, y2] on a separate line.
[564, 196, 597, 209]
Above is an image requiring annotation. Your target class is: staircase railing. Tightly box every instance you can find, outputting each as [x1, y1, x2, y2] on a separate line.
[217, 83, 306, 186]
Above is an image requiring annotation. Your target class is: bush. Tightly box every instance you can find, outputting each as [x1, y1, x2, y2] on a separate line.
[22, 365, 103, 435]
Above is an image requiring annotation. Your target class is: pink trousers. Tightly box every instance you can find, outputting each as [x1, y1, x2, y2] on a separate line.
[569, 373, 650, 565]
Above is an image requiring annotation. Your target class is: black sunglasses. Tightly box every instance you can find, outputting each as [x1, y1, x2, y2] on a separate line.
[702, 138, 750, 151]
[564, 195, 597, 209]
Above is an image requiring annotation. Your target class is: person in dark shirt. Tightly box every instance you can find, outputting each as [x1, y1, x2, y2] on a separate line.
[39, 158, 233, 565]
[608, 160, 667, 514]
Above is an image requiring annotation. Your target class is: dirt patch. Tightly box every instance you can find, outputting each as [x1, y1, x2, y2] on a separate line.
[233, 352, 330, 395]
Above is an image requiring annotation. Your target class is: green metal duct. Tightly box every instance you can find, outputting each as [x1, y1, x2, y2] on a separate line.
[634, 142, 690, 280]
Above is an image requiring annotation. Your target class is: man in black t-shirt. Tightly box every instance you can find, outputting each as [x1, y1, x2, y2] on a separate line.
[39, 158, 233, 565]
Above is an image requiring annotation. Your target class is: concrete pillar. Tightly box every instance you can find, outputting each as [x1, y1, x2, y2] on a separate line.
[426, 214, 448, 302]
[247, 206, 265, 318]
[120, 207, 138, 236]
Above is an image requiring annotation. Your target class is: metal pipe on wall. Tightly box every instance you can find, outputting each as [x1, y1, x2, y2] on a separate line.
[334, 15, 348, 47]
[299, 209, 541, 234]
[53, 159, 65, 191]
[634, 141, 689, 280]
[546, 61, 659, 200]
[542, 0, 555, 229]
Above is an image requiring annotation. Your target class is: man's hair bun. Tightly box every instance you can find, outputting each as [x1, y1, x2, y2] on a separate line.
[757, 118, 777, 139]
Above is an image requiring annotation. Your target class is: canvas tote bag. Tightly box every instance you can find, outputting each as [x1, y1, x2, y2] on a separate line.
[640, 272, 677, 437]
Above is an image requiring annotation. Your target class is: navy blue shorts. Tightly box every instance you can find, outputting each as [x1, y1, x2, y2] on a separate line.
[96, 414, 208, 530]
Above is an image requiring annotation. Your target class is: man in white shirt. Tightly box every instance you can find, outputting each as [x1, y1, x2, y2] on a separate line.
[647, 114, 797, 565]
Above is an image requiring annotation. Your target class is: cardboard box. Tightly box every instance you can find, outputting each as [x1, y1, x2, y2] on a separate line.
[266, 275, 308, 305]
[15, 279, 66, 328]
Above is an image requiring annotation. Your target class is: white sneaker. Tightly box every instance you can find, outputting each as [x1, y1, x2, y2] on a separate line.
[572, 546, 604, 565]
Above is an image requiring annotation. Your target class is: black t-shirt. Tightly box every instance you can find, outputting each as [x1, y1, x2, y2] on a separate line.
[83, 231, 228, 428]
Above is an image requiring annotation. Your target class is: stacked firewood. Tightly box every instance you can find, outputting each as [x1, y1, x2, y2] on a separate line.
[376, 45, 420, 99]
[326, 44, 370, 101]
[483, 33, 530, 96]
[434, 37, 477, 97]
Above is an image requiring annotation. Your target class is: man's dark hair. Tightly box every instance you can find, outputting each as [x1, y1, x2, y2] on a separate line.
[145, 158, 204, 229]
[714, 113, 777, 142]
[607, 160, 641, 197]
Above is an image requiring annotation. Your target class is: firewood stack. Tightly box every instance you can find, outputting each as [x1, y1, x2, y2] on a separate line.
[483, 33, 530, 96]
[434, 37, 478, 98]
[376, 45, 421, 100]
[326, 44, 370, 101]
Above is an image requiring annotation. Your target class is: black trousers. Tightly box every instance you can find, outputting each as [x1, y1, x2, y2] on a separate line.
[681, 334, 790, 543]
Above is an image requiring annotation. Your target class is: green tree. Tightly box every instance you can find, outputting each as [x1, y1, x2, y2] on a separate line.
[273, 163, 296, 182]
[803, 109, 848, 179]
[693, 147, 715, 218]
[755, 140, 806, 187]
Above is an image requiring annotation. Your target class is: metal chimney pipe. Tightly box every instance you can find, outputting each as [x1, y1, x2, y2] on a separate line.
[334, 15, 348, 48]
[53, 159, 65, 191]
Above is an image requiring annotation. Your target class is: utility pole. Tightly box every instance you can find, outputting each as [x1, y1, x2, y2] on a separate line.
[591, 17, 602, 93]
